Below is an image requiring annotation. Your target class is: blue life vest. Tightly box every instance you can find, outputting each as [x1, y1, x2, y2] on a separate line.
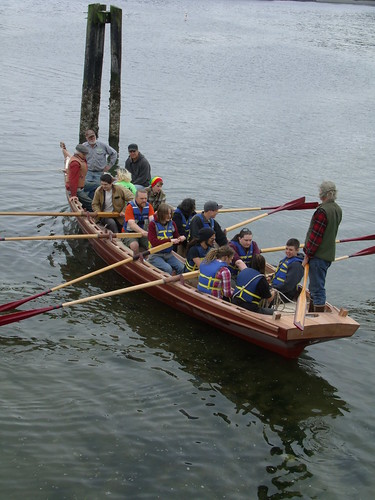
[233, 268, 263, 305]
[197, 213, 214, 230]
[197, 260, 227, 295]
[174, 207, 194, 237]
[123, 201, 150, 232]
[151, 220, 174, 253]
[184, 244, 208, 272]
[228, 240, 254, 276]
[271, 255, 303, 287]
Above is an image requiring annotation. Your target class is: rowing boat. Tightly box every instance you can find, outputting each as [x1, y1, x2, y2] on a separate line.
[66, 194, 360, 359]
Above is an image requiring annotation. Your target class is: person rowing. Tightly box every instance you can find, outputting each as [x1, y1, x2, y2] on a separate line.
[184, 227, 216, 272]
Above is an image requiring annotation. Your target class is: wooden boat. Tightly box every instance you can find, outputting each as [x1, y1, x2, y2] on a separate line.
[66, 195, 360, 359]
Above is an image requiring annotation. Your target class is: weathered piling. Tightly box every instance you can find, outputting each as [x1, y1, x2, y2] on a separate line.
[79, 4, 122, 158]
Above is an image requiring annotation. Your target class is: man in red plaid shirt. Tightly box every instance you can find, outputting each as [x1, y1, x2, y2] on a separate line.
[303, 181, 342, 312]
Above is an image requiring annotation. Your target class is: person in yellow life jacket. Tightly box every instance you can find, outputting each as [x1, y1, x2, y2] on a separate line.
[228, 228, 261, 277]
[269, 238, 304, 301]
[184, 227, 216, 272]
[147, 203, 186, 275]
[197, 245, 234, 301]
[232, 254, 276, 315]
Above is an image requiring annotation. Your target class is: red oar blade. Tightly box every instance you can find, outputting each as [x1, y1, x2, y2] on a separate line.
[262, 201, 319, 211]
[0, 290, 51, 313]
[268, 196, 306, 215]
[350, 245, 375, 258]
[0, 305, 60, 327]
[339, 234, 375, 244]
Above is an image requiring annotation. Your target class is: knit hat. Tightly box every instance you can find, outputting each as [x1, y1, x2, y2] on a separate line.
[151, 176, 163, 188]
[75, 144, 89, 155]
[198, 227, 215, 242]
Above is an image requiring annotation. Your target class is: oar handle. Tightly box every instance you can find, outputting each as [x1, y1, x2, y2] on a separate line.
[225, 213, 268, 233]
[0, 233, 142, 242]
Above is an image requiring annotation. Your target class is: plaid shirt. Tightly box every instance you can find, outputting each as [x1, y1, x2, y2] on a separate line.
[211, 265, 232, 299]
[304, 208, 328, 258]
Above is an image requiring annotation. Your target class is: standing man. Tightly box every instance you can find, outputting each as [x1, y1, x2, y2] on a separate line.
[65, 144, 92, 211]
[124, 143, 151, 189]
[303, 181, 342, 312]
[83, 129, 118, 196]
[189, 201, 228, 247]
[92, 173, 134, 233]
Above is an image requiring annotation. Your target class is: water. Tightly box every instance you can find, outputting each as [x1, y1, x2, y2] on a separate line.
[1, 0, 375, 498]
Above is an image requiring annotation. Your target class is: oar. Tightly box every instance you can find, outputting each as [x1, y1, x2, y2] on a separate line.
[260, 234, 375, 254]
[0, 270, 199, 327]
[225, 196, 306, 233]
[294, 263, 309, 331]
[0, 242, 172, 313]
[334, 245, 375, 262]
[0, 233, 142, 242]
[0, 211, 121, 217]
[218, 202, 318, 213]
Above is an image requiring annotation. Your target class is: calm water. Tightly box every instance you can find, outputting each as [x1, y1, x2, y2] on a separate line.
[1, 0, 375, 498]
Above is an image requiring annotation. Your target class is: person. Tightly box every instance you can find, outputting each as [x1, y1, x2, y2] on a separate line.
[115, 168, 137, 195]
[147, 203, 186, 275]
[184, 227, 216, 272]
[303, 181, 342, 312]
[228, 228, 261, 277]
[232, 254, 276, 315]
[145, 176, 166, 211]
[189, 201, 228, 246]
[269, 238, 304, 301]
[197, 245, 234, 301]
[83, 129, 118, 196]
[64, 144, 93, 211]
[122, 189, 155, 254]
[92, 173, 134, 233]
[172, 198, 197, 257]
[124, 143, 151, 189]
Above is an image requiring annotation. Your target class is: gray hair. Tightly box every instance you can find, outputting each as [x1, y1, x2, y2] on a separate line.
[319, 181, 337, 201]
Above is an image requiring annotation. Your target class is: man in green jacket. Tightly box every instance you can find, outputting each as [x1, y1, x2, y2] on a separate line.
[303, 181, 342, 312]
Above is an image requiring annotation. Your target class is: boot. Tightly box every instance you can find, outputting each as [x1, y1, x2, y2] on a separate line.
[314, 305, 326, 313]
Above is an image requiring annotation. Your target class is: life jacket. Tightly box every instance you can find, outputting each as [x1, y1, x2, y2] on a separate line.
[174, 207, 194, 237]
[197, 260, 227, 295]
[150, 220, 174, 253]
[271, 255, 303, 287]
[123, 201, 150, 232]
[197, 213, 215, 230]
[184, 245, 208, 272]
[66, 154, 87, 190]
[232, 268, 263, 305]
[228, 240, 254, 276]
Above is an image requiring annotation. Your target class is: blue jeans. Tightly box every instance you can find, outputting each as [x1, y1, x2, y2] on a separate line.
[308, 257, 331, 306]
[148, 252, 184, 275]
[84, 171, 102, 198]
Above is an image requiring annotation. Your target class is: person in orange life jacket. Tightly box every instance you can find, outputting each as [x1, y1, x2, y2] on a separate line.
[123, 189, 155, 254]
[228, 228, 261, 277]
[64, 144, 92, 211]
[232, 254, 276, 315]
[184, 227, 216, 272]
[189, 201, 228, 247]
[172, 198, 197, 257]
[148, 203, 186, 275]
[145, 176, 167, 211]
[197, 245, 235, 301]
[92, 173, 134, 233]
[269, 238, 304, 301]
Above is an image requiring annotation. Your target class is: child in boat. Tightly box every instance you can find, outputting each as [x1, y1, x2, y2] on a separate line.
[197, 245, 234, 301]
[269, 238, 304, 302]
[115, 168, 137, 196]
[145, 176, 167, 211]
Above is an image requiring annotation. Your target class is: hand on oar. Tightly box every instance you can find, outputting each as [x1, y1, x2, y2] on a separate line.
[225, 196, 306, 233]
[0, 211, 120, 217]
[0, 233, 142, 242]
[218, 201, 318, 214]
[260, 233, 375, 254]
[0, 269, 200, 327]
[294, 263, 309, 331]
[0, 242, 172, 313]
[334, 245, 375, 262]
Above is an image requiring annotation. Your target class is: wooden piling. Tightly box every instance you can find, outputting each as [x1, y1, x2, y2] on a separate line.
[109, 6, 122, 156]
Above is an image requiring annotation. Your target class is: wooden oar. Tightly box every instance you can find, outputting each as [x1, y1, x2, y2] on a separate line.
[0, 269, 199, 327]
[260, 234, 375, 254]
[0, 211, 120, 217]
[294, 263, 309, 331]
[218, 202, 318, 214]
[334, 245, 375, 262]
[0, 242, 172, 313]
[0, 233, 142, 242]
[225, 196, 306, 233]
